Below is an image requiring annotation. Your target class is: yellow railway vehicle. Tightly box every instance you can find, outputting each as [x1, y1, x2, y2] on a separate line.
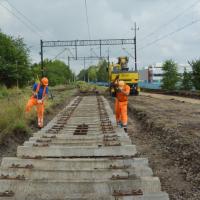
[109, 56, 140, 95]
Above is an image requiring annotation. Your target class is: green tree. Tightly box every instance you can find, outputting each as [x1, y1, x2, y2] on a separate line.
[77, 59, 108, 82]
[77, 69, 88, 81]
[189, 59, 200, 90]
[161, 59, 179, 90]
[88, 66, 98, 82]
[0, 32, 31, 87]
[97, 60, 108, 82]
[181, 68, 193, 90]
[31, 59, 74, 86]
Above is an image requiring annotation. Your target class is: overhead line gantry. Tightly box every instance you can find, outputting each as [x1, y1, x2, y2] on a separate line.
[40, 38, 136, 76]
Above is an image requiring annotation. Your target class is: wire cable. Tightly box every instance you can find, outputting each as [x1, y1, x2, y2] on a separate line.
[52, 48, 68, 60]
[84, 0, 91, 40]
[121, 47, 134, 59]
[0, 1, 42, 38]
[84, 0, 94, 64]
[140, 0, 200, 41]
[139, 19, 200, 51]
[5, 0, 43, 35]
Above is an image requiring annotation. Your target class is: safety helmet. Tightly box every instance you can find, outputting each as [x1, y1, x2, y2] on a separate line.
[118, 80, 125, 88]
[41, 77, 48, 86]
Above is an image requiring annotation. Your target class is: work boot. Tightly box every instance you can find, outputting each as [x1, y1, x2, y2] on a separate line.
[123, 125, 128, 133]
[38, 122, 43, 129]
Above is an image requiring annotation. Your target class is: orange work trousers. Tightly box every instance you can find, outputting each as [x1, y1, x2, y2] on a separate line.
[115, 98, 128, 126]
[25, 97, 44, 128]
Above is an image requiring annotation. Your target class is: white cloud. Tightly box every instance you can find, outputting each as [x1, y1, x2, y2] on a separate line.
[0, 0, 199, 72]
[0, 1, 13, 26]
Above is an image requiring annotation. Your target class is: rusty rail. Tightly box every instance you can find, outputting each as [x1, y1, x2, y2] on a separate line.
[113, 189, 143, 196]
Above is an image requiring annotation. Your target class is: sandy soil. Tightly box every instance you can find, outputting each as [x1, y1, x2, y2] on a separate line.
[127, 95, 200, 200]
[141, 92, 200, 105]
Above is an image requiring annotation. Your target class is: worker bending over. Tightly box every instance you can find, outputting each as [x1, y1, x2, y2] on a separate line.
[26, 77, 49, 128]
[115, 80, 130, 132]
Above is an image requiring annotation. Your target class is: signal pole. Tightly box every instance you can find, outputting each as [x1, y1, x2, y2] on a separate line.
[107, 48, 110, 83]
[83, 57, 86, 82]
[68, 56, 70, 67]
[132, 22, 139, 71]
[40, 40, 44, 77]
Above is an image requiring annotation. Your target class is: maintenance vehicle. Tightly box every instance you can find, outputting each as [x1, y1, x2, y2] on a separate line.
[109, 56, 140, 96]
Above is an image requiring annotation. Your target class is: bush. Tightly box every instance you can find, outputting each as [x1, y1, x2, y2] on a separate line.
[12, 119, 29, 134]
[0, 85, 9, 98]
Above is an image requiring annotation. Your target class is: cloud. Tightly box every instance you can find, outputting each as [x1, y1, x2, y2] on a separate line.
[0, 0, 199, 72]
[0, 1, 13, 26]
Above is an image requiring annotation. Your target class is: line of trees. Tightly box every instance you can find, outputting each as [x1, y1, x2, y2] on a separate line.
[77, 59, 108, 82]
[0, 31, 75, 88]
[32, 59, 75, 86]
[161, 59, 200, 91]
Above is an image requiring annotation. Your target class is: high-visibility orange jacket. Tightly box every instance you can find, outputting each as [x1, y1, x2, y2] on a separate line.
[116, 85, 130, 102]
[115, 84, 130, 126]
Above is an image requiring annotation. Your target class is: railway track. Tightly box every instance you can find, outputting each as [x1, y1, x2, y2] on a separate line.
[0, 96, 169, 200]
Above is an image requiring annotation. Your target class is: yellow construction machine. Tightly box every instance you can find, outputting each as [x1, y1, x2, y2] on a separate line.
[109, 56, 140, 96]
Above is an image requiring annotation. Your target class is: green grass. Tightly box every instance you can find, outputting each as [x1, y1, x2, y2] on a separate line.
[0, 85, 77, 144]
[76, 81, 107, 93]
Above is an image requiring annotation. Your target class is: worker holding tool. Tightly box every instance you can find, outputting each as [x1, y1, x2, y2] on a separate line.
[114, 80, 130, 133]
[25, 77, 49, 128]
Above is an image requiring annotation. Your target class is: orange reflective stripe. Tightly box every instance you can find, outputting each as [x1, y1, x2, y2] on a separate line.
[36, 83, 40, 93]
[42, 86, 46, 98]
[35, 83, 46, 99]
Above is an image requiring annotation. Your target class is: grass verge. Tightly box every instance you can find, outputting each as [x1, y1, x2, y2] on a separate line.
[0, 85, 77, 145]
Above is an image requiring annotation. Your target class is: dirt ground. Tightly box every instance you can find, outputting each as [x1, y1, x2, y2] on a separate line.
[126, 94, 200, 200]
[141, 92, 200, 105]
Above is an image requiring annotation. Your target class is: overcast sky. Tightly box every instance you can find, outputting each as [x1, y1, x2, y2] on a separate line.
[0, 0, 200, 73]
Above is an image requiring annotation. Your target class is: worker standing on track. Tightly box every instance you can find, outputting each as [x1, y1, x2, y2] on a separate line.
[115, 80, 130, 133]
[25, 77, 49, 129]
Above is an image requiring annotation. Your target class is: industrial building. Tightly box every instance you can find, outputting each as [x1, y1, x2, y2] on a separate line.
[139, 62, 192, 83]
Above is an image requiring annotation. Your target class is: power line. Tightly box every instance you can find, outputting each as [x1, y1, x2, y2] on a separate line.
[0, 1, 42, 38]
[52, 48, 68, 60]
[140, 0, 200, 41]
[5, 0, 43, 36]
[90, 48, 98, 57]
[84, 0, 93, 63]
[121, 47, 134, 59]
[84, 0, 91, 40]
[124, 1, 181, 38]
[66, 48, 75, 57]
[139, 19, 200, 51]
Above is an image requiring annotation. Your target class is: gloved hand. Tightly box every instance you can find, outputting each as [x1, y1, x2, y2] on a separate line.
[37, 99, 43, 104]
[116, 87, 122, 92]
[33, 92, 37, 97]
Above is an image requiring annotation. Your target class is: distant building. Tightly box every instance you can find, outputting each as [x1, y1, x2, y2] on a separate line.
[139, 62, 192, 83]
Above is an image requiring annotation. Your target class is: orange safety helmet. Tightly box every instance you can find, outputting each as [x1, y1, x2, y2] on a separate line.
[118, 80, 125, 88]
[41, 77, 48, 86]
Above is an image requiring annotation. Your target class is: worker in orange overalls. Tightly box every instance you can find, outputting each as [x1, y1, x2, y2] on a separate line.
[115, 80, 130, 132]
[25, 77, 49, 128]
